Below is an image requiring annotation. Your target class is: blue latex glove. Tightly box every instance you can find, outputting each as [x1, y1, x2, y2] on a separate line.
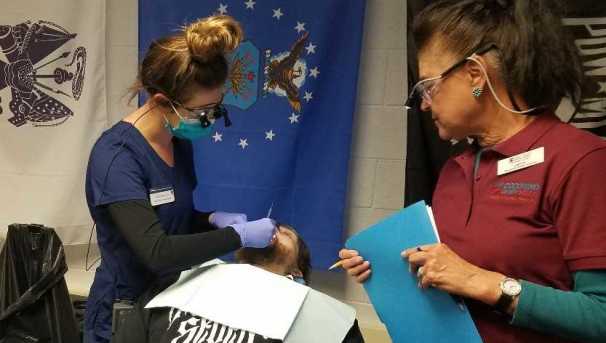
[209, 211, 247, 229]
[231, 218, 277, 248]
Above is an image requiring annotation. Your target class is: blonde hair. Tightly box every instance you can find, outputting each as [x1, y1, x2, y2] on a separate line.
[131, 15, 243, 103]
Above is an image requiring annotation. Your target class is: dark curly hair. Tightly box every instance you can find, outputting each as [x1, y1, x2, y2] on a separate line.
[413, 0, 585, 112]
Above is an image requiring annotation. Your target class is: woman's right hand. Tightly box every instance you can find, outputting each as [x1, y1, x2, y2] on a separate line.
[231, 218, 277, 248]
[339, 249, 371, 283]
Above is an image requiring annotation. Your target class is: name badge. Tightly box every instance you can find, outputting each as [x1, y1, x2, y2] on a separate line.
[497, 147, 544, 176]
[150, 186, 175, 206]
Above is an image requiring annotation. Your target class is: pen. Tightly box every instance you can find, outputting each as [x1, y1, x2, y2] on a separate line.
[328, 260, 344, 270]
[267, 201, 274, 218]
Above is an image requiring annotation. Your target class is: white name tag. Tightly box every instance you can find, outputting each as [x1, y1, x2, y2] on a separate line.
[149, 187, 175, 206]
[497, 147, 544, 176]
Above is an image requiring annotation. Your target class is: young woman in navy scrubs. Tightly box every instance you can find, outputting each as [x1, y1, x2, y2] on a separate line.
[84, 15, 276, 343]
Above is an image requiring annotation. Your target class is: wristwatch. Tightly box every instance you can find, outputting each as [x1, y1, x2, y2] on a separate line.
[495, 277, 522, 314]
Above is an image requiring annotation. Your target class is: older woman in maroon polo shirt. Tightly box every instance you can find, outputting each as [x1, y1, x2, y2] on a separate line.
[339, 1, 606, 342]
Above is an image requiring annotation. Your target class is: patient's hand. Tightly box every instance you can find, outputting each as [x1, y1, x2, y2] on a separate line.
[339, 249, 371, 283]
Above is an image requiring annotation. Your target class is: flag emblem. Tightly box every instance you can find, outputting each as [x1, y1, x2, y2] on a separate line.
[140, 0, 366, 267]
[0, 20, 86, 127]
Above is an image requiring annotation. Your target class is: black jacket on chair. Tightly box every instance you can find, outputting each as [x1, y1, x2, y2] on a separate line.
[0, 224, 80, 343]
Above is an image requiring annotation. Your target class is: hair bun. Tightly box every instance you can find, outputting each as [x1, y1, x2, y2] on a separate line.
[184, 15, 243, 63]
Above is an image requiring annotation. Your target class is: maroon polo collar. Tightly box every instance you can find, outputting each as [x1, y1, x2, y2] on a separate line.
[486, 113, 561, 157]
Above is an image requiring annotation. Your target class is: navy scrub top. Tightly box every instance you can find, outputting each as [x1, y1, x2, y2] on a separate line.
[84, 121, 197, 340]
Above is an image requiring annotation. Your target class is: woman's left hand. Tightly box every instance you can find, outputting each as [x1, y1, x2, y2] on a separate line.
[401, 243, 504, 305]
[209, 211, 248, 229]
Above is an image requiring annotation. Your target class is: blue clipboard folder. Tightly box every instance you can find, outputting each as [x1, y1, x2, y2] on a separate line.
[345, 201, 482, 343]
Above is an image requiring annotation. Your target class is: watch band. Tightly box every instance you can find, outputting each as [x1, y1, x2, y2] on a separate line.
[495, 278, 521, 314]
[495, 291, 515, 314]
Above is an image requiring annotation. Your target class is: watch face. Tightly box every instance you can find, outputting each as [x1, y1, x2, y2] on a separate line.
[502, 279, 522, 296]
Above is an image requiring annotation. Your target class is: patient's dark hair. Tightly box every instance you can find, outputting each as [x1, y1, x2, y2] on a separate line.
[236, 224, 311, 284]
[413, 0, 585, 111]
[292, 225, 311, 285]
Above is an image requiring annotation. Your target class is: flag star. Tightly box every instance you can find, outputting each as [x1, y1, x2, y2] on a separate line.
[272, 8, 284, 20]
[305, 42, 316, 54]
[212, 132, 223, 142]
[309, 67, 320, 78]
[238, 138, 249, 149]
[244, 0, 255, 9]
[304, 91, 313, 102]
[265, 130, 276, 141]
[294, 22, 306, 33]
[218, 3, 228, 14]
[289, 113, 300, 124]
[599, 81, 606, 94]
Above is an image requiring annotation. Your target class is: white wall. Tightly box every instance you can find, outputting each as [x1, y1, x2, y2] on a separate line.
[102, 0, 406, 341]
[106, 0, 139, 125]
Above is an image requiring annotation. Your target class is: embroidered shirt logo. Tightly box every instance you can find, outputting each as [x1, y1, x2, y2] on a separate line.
[490, 182, 541, 202]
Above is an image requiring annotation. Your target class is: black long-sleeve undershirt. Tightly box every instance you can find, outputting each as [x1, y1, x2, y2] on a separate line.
[106, 199, 242, 274]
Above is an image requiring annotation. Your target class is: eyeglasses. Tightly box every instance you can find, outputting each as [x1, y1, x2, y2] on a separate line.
[405, 43, 497, 110]
[172, 94, 232, 128]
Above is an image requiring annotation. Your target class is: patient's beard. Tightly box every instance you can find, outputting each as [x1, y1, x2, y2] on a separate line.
[240, 241, 289, 269]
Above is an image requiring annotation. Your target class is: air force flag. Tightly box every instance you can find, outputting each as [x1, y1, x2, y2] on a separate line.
[140, 0, 366, 267]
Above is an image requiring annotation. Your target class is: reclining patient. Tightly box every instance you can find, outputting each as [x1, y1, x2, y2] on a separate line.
[114, 224, 364, 343]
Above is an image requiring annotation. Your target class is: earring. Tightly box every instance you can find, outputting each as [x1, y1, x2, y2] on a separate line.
[472, 87, 483, 98]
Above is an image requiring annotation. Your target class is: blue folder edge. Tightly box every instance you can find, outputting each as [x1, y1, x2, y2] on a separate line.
[345, 201, 482, 343]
